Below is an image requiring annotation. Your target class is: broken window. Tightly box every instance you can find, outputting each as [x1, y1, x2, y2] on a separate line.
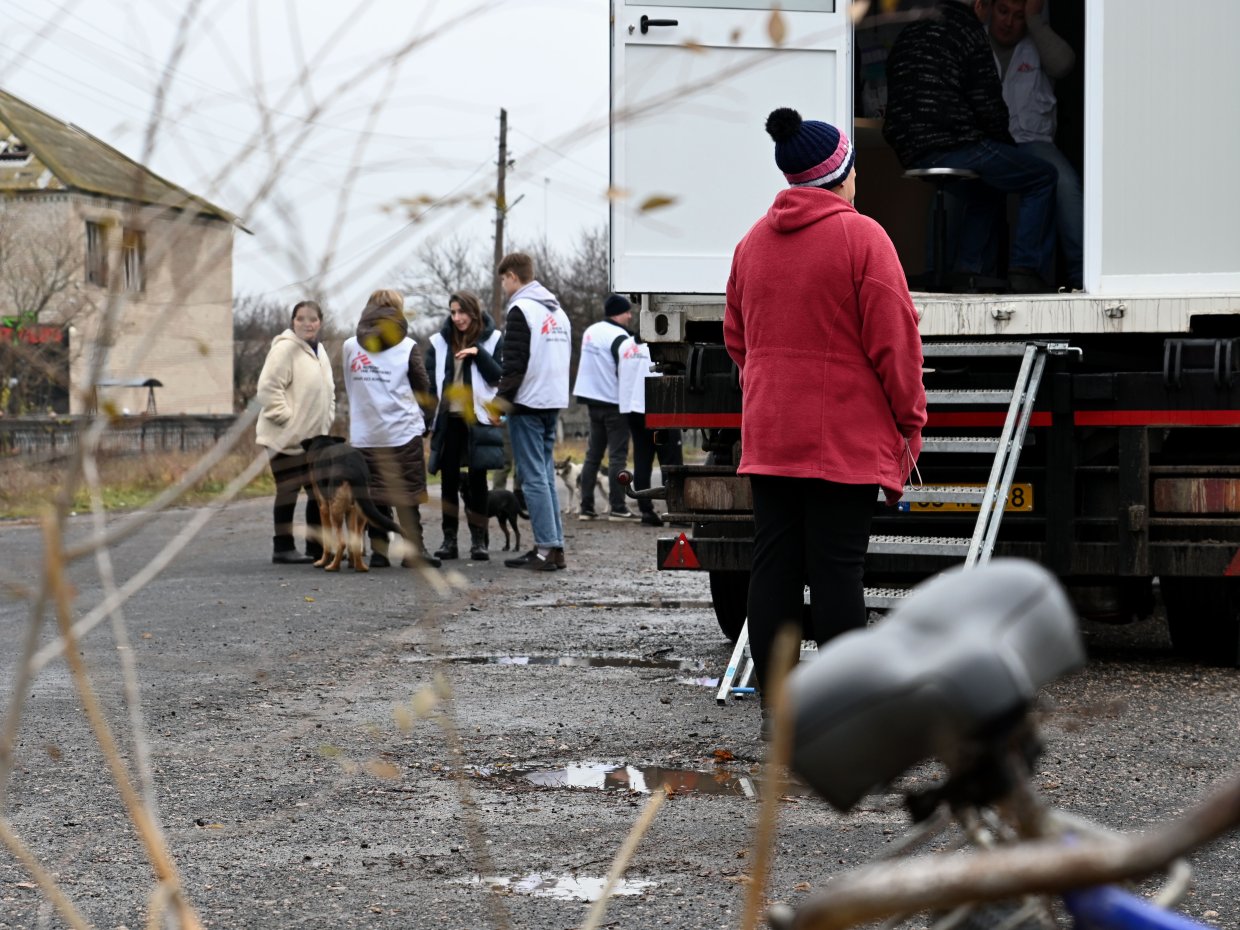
[85, 220, 107, 287]
[122, 228, 145, 293]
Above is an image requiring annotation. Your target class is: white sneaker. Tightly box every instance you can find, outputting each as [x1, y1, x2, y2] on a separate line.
[578, 510, 599, 521]
[608, 509, 638, 521]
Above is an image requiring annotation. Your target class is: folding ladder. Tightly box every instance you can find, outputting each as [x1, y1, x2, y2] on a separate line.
[716, 341, 1077, 704]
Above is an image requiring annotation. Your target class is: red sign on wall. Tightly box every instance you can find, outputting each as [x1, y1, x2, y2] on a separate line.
[0, 325, 65, 345]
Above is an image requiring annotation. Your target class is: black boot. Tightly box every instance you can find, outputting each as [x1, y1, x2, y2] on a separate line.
[272, 535, 313, 565]
[468, 521, 490, 561]
[401, 508, 441, 569]
[305, 528, 324, 562]
[369, 535, 391, 569]
[435, 513, 459, 561]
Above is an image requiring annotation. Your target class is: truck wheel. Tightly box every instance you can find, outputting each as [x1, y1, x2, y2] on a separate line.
[708, 570, 750, 643]
[1160, 577, 1240, 666]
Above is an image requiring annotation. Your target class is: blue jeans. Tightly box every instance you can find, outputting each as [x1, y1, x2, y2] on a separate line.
[1019, 141, 1083, 287]
[916, 139, 1056, 276]
[507, 411, 564, 549]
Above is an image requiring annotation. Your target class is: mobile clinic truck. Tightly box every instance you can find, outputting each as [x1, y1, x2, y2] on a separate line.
[610, 2, 1240, 663]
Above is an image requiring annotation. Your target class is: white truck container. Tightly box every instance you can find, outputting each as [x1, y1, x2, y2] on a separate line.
[610, 1, 1240, 663]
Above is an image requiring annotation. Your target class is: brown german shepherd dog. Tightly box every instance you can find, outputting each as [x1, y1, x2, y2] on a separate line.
[301, 436, 409, 572]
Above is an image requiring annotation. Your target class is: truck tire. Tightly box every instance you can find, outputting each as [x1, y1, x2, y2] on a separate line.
[708, 570, 750, 643]
[1160, 577, 1240, 666]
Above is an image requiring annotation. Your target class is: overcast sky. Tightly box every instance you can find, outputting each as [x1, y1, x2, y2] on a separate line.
[0, 0, 611, 319]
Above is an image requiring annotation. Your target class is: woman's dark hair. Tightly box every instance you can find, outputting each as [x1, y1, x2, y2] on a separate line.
[291, 300, 322, 326]
[448, 291, 485, 353]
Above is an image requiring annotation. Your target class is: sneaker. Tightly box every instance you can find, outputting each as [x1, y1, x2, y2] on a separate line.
[551, 547, 566, 570]
[608, 509, 639, 521]
[504, 548, 541, 568]
[521, 552, 558, 572]
[639, 511, 662, 527]
[368, 552, 391, 569]
[578, 510, 599, 521]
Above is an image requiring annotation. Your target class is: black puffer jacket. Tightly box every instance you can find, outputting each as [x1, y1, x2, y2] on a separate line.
[424, 312, 505, 474]
[882, 1, 1013, 167]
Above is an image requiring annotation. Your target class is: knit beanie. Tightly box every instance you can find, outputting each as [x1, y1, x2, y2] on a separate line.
[604, 293, 631, 317]
[765, 107, 855, 190]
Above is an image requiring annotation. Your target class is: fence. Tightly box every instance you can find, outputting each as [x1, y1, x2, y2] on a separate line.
[0, 415, 239, 459]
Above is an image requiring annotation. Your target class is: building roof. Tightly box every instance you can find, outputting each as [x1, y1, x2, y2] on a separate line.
[0, 88, 244, 227]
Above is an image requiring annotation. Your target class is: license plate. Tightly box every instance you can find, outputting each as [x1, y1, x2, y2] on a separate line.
[905, 483, 1033, 513]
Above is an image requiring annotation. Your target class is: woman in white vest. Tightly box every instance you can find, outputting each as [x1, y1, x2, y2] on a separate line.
[341, 289, 440, 569]
[255, 299, 335, 564]
[425, 290, 505, 561]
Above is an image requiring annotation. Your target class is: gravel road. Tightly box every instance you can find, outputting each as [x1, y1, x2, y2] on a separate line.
[1, 495, 1238, 929]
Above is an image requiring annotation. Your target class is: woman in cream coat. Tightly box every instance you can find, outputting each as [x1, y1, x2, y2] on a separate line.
[256, 300, 336, 564]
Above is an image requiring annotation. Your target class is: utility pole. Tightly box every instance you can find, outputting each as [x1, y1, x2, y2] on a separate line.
[490, 107, 509, 328]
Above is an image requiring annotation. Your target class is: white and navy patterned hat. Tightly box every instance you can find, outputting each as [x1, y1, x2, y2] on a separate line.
[766, 107, 855, 190]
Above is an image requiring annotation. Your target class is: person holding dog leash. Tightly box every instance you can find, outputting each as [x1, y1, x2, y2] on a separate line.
[342, 289, 441, 570]
[255, 299, 336, 565]
[425, 290, 505, 562]
[724, 108, 926, 736]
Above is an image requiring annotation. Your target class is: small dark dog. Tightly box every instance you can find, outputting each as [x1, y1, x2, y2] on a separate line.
[301, 435, 408, 571]
[459, 476, 523, 551]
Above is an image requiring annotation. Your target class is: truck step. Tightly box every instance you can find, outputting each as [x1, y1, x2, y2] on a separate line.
[920, 436, 1001, 454]
[864, 586, 914, 609]
[868, 534, 970, 556]
[921, 341, 1029, 358]
[891, 484, 987, 504]
[926, 389, 1014, 405]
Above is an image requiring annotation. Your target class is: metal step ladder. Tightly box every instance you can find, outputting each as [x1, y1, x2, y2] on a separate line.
[715, 341, 1075, 705]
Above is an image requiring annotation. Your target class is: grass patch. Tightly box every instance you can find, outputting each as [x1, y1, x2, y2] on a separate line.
[0, 439, 275, 520]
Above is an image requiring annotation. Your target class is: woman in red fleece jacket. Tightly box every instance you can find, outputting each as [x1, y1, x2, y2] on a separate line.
[724, 108, 927, 722]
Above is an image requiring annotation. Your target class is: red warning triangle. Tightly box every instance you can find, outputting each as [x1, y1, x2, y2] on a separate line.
[662, 532, 701, 569]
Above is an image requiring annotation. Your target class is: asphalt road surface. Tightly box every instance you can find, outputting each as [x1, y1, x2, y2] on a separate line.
[1, 495, 1239, 929]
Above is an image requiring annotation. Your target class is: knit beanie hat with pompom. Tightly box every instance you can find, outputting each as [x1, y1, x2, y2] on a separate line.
[765, 107, 854, 190]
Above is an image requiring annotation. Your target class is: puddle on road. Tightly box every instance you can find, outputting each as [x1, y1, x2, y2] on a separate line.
[401, 654, 705, 671]
[457, 873, 655, 901]
[482, 762, 816, 799]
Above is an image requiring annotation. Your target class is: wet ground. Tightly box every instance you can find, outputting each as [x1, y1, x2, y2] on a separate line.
[1, 495, 1239, 929]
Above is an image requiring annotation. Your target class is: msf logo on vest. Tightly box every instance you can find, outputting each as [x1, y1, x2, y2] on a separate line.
[539, 312, 568, 343]
[350, 352, 381, 374]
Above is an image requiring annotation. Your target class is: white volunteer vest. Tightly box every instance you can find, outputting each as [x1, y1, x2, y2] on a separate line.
[617, 338, 655, 415]
[512, 298, 571, 409]
[342, 335, 426, 447]
[429, 330, 502, 425]
[572, 319, 630, 404]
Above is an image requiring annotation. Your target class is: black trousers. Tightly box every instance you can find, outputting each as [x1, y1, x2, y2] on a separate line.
[269, 449, 320, 553]
[747, 475, 877, 689]
[581, 402, 631, 514]
[627, 413, 683, 514]
[439, 416, 489, 533]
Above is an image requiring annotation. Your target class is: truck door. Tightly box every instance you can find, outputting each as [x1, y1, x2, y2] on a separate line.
[610, 1, 853, 295]
[1085, 0, 1240, 295]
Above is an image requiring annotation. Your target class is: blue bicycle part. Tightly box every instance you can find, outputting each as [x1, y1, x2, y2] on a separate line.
[1065, 885, 1214, 930]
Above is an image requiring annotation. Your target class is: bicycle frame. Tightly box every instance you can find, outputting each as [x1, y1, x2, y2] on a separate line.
[770, 762, 1240, 930]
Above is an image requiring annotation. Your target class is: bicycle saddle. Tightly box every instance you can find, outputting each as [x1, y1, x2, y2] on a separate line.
[787, 559, 1084, 812]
